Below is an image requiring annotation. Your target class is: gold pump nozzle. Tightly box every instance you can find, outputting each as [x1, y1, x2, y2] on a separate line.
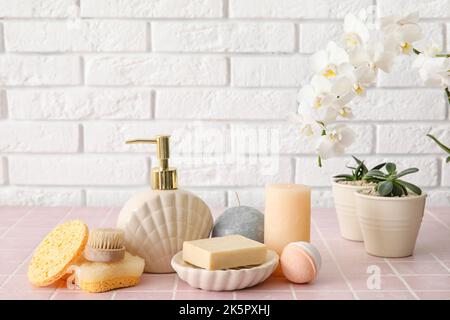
[126, 135, 178, 190]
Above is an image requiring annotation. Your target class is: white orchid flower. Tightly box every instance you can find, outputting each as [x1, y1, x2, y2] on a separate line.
[288, 113, 324, 137]
[300, 103, 339, 127]
[381, 12, 423, 55]
[412, 49, 450, 88]
[343, 13, 370, 48]
[311, 42, 350, 78]
[412, 44, 450, 88]
[297, 75, 334, 109]
[316, 125, 356, 159]
[298, 75, 354, 124]
[333, 89, 355, 119]
[340, 64, 376, 96]
[349, 42, 396, 74]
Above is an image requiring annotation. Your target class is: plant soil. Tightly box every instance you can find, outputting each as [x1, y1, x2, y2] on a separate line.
[336, 180, 376, 187]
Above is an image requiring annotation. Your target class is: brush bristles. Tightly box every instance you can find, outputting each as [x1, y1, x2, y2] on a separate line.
[88, 228, 124, 250]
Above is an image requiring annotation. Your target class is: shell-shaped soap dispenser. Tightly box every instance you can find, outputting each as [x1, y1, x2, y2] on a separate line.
[117, 135, 213, 273]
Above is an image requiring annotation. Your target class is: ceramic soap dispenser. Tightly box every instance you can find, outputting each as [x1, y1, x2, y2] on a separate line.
[117, 135, 213, 273]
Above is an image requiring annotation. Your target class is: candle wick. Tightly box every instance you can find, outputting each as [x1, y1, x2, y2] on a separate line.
[234, 191, 240, 207]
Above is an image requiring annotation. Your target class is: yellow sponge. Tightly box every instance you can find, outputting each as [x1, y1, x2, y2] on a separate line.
[28, 220, 88, 287]
[75, 252, 145, 293]
[80, 276, 140, 293]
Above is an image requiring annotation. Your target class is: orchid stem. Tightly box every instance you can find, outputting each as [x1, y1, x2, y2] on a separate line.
[318, 155, 322, 168]
[413, 48, 450, 58]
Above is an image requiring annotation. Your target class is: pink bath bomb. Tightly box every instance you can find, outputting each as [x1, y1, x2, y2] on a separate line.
[280, 242, 322, 284]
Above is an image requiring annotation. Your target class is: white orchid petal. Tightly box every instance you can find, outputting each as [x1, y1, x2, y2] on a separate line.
[375, 51, 396, 72]
[316, 137, 336, 159]
[349, 48, 370, 67]
[329, 44, 350, 65]
[399, 24, 423, 42]
[331, 76, 353, 96]
[338, 127, 356, 147]
[311, 75, 332, 93]
[298, 85, 316, 107]
[311, 50, 328, 74]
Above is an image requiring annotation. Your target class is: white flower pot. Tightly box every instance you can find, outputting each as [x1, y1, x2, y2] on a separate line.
[355, 191, 426, 258]
[331, 181, 374, 241]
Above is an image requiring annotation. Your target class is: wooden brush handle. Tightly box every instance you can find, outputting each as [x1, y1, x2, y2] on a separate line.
[84, 246, 125, 263]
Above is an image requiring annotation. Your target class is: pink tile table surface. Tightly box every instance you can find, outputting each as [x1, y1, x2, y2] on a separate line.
[0, 207, 449, 300]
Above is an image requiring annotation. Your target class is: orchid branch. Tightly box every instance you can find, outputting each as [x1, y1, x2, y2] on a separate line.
[296, 9, 443, 167]
[427, 134, 450, 163]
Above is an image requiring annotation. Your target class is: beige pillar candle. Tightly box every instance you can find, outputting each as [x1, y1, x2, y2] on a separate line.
[265, 184, 311, 275]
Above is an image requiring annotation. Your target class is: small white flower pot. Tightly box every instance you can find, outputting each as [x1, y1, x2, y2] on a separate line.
[355, 191, 426, 258]
[331, 181, 374, 241]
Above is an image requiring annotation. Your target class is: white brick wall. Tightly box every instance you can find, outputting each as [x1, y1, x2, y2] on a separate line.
[152, 22, 296, 53]
[7, 89, 152, 120]
[155, 89, 297, 119]
[0, 123, 79, 152]
[85, 56, 227, 86]
[80, 0, 223, 18]
[0, 56, 81, 85]
[0, 0, 449, 207]
[4, 21, 147, 52]
[0, 0, 77, 18]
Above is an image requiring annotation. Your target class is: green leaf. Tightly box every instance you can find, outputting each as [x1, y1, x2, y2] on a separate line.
[352, 155, 363, 165]
[378, 181, 393, 196]
[397, 179, 422, 195]
[371, 162, 386, 170]
[398, 183, 408, 195]
[446, 156, 450, 163]
[386, 163, 396, 174]
[365, 170, 386, 180]
[391, 183, 405, 197]
[354, 162, 365, 179]
[333, 174, 354, 180]
[427, 134, 450, 154]
[395, 168, 419, 178]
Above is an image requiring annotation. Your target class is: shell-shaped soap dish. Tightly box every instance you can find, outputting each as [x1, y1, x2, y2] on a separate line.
[171, 250, 279, 291]
[117, 189, 213, 273]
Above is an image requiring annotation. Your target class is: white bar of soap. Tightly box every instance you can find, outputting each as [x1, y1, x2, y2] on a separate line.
[182, 235, 267, 270]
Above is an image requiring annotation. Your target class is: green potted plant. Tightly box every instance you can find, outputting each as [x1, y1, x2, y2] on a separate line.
[332, 157, 385, 241]
[354, 163, 426, 258]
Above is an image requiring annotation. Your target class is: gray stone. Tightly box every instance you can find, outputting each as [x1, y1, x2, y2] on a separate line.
[212, 206, 264, 243]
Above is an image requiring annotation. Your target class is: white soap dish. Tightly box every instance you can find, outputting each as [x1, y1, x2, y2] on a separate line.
[171, 250, 279, 291]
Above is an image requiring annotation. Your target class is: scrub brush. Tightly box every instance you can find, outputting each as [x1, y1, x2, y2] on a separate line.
[84, 228, 126, 263]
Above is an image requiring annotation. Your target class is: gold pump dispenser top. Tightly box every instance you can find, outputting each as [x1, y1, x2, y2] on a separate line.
[126, 135, 178, 190]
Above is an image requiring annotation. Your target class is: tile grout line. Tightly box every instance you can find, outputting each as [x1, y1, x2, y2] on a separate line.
[171, 274, 179, 300]
[99, 207, 115, 227]
[384, 259, 420, 300]
[0, 207, 35, 290]
[429, 252, 450, 273]
[311, 218, 359, 300]
[289, 284, 298, 300]
[424, 209, 450, 230]
[0, 207, 34, 239]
